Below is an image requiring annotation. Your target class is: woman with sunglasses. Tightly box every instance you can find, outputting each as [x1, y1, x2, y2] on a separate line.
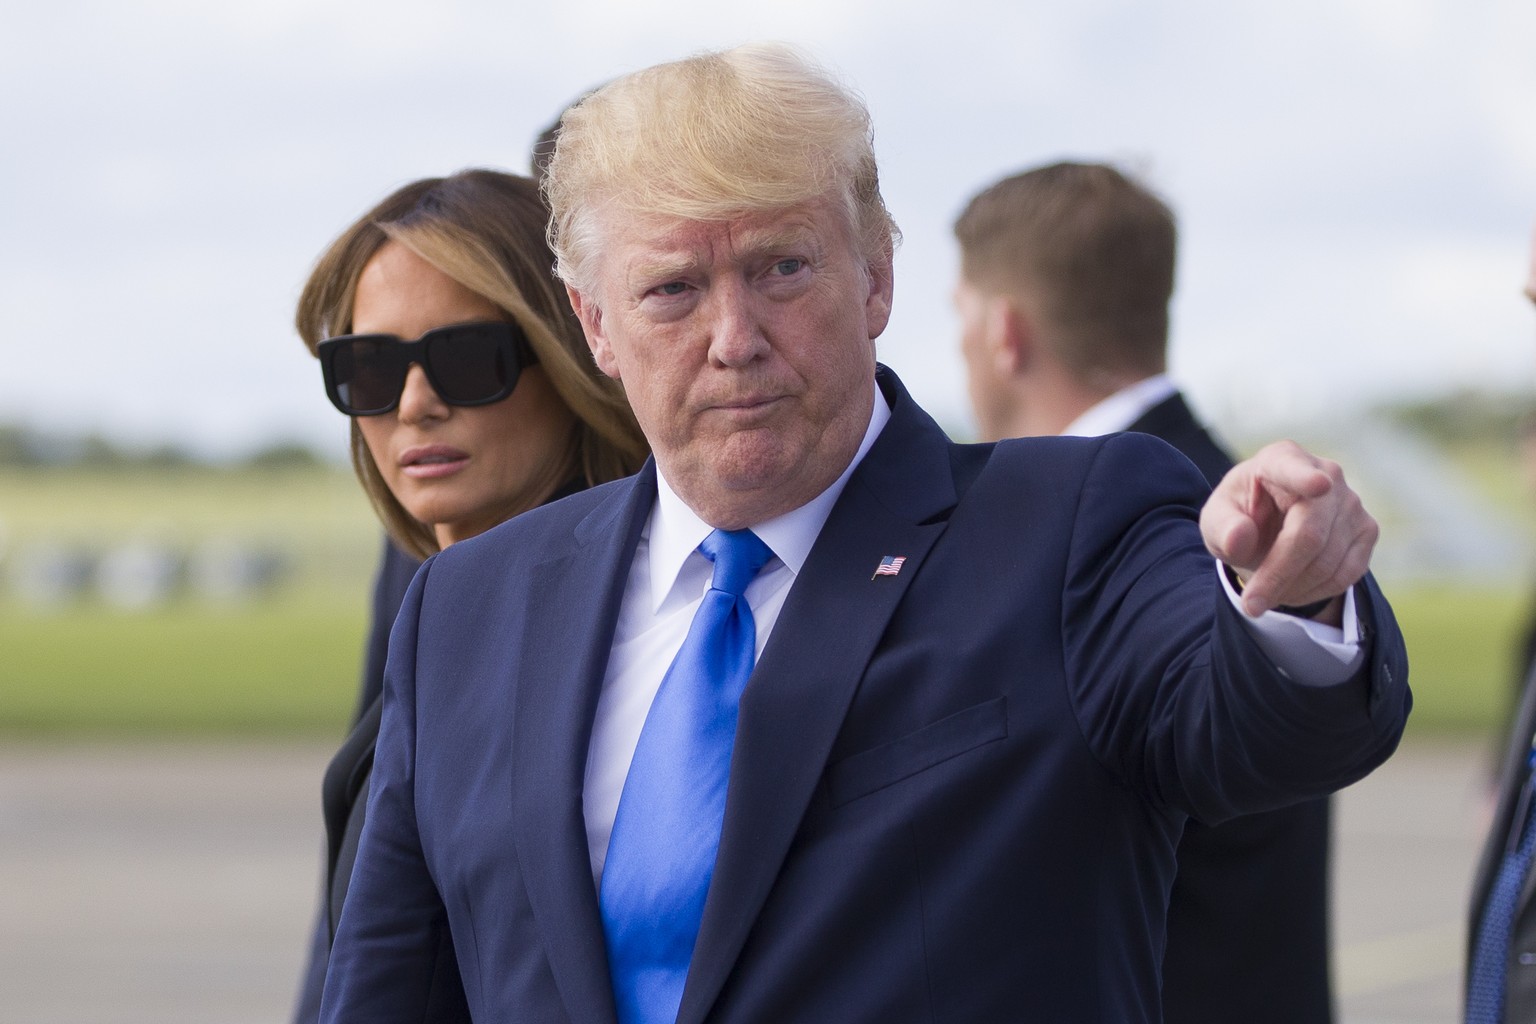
[289, 168, 647, 1023]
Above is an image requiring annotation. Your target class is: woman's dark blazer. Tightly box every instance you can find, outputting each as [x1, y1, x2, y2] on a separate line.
[291, 538, 468, 1023]
[294, 474, 588, 1022]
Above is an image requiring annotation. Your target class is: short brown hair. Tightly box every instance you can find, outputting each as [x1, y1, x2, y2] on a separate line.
[954, 161, 1176, 380]
[544, 43, 900, 296]
[296, 169, 648, 558]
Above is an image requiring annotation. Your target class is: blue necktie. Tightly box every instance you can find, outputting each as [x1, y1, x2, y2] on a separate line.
[1468, 745, 1536, 1024]
[600, 528, 773, 1024]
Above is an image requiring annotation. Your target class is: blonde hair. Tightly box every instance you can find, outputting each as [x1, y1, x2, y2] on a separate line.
[296, 169, 648, 559]
[544, 43, 900, 294]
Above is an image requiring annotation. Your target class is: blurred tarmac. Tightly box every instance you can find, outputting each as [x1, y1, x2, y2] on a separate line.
[0, 735, 1489, 1023]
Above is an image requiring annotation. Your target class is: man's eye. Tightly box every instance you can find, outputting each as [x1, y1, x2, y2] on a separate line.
[772, 258, 805, 276]
[653, 281, 689, 296]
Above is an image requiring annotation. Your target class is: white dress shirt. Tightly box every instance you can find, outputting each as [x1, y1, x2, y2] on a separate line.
[1062, 373, 1179, 439]
[581, 377, 1362, 881]
[582, 385, 891, 880]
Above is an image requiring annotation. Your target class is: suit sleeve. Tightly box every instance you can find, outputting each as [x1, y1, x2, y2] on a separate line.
[321, 558, 455, 1022]
[1060, 432, 1411, 824]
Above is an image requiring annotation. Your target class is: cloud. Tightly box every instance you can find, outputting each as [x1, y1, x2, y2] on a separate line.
[0, 0, 1531, 455]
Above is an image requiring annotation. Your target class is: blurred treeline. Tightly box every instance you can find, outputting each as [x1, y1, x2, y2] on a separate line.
[6, 388, 1533, 470]
[1380, 390, 1533, 448]
[0, 423, 331, 472]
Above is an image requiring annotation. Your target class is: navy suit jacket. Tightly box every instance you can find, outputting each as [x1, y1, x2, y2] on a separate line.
[1129, 392, 1335, 1024]
[322, 369, 1409, 1023]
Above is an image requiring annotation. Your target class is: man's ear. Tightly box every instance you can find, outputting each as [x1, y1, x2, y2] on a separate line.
[992, 298, 1032, 377]
[863, 252, 895, 340]
[567, 284, 619, 380]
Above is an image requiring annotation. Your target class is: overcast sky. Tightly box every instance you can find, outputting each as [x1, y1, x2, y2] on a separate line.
[3, 0, 1533, 459]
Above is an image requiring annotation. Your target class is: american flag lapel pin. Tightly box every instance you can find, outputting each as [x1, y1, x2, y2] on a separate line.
[872, 555, 907, 580]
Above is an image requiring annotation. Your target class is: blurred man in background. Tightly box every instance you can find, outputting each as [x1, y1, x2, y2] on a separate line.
[1466, 224, 1536, 1024]
[953, 161, 1335, 1024]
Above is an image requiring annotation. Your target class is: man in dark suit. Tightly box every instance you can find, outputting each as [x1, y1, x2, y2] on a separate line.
[953, 161, 1335, 1022]
[321, 45, 1409, 1024]
[1466, 225, 1536, 1023]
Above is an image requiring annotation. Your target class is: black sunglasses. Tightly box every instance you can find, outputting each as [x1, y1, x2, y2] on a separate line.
[318, 321, 536, 417]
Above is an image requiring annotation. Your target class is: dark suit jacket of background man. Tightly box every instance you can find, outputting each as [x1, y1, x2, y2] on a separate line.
[1470, 657, 1536, 1018]
[322, 368, 1410, 1024]
[1130, 391, 1336, 1024]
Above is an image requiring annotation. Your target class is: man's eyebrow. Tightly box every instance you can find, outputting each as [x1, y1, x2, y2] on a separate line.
[748, 222, 817, 246]
[737, 228, 823, 260]
[629, 251, 698, 283]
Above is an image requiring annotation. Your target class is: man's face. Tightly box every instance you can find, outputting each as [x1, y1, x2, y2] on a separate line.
[952, 275, 1010, 443]
[568, 198, 893, 529]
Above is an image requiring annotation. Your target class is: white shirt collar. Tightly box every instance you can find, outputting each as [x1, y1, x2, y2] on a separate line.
[1060, 374, 1177, 438]
[646, 379, 892, 613]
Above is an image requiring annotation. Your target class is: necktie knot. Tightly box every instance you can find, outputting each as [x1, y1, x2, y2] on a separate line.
[699, 528, 772, 599]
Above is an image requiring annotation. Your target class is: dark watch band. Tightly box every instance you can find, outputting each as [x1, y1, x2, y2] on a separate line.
[1222, 563, 1336, 619]
[1275, 597, 1335, 618]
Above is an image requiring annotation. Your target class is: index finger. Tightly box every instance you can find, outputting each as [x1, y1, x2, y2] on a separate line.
[1238, 498, 1334, 615]
[1232, 441, 1335, 506]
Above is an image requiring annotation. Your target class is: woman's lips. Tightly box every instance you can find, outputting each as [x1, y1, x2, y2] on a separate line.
[399, 444, 469, 479]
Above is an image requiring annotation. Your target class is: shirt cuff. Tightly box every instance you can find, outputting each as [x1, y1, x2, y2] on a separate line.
[1215, 558, 1365, 685]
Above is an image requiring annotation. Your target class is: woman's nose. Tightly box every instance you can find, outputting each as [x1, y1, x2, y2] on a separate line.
[396, 363, 448, 424]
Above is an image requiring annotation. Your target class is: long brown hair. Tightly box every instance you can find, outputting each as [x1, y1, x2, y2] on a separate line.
[296, 169, 647, 558]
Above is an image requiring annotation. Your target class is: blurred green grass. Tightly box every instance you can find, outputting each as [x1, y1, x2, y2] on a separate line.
[0, 577, 1525, 739]
[1, 465, 377, 737]
[0, 464, 375, 556]
[0, 464, 1531, 740]
[1388, 579, 1526, 740]
[0, 591, 365, 735]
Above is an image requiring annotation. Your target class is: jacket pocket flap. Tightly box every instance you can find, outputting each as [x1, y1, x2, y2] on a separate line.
[826, 696, 1008, 806]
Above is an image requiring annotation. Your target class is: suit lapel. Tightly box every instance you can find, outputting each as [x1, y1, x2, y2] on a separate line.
[510, 466, 656, 1024]
[676, 371, 963, 1024]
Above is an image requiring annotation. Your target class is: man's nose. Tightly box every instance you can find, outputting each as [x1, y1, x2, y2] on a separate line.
[705, 282, 771, 367]
[397, 363, 449, 424]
